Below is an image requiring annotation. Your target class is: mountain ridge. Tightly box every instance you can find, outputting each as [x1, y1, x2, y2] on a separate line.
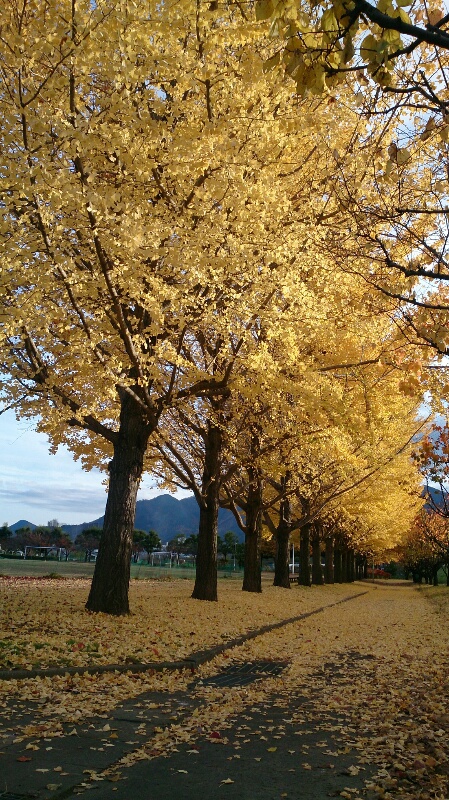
[10, 486, 444, 543]
[10, 519, 37, 532]
[10, 495, 243, 543]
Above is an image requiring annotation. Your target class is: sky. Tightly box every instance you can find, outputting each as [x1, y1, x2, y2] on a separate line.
[0, 409, 172, 527]
[0, 401, 433, 528]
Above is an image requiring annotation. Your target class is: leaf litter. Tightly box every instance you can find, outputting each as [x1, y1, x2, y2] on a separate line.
[1, 580, 449, 798]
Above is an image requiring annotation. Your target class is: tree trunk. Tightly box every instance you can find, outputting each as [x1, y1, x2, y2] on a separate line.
[311, 524, 324, 585]
[192, 422, 222, 601]
[86, 391, 150, 615]
[273, 495, 291, 589]
[334, 547, 343, 583]
[298, 523, 311, 587]
[325, 537, 334, 584]
[348, 548, 355, 582]
[243, 466, 263, 593]
[341, 548, 348, 582]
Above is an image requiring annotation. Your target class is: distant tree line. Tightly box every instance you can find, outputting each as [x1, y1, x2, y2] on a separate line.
[400, 511, 449, 586]
[0, 523, 71, 557]
[0, 524, 251, 569]
[0, 523, 162, 563]
[166, 531, 241, 565]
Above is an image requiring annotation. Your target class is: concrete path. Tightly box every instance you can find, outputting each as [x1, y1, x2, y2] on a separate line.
[0, 664, 374, 800]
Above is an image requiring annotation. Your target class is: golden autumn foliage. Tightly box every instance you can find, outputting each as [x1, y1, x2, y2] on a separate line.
[0, 0, 432, 610]
[256, 0, 449, 99]
[400, 509, 449, 581]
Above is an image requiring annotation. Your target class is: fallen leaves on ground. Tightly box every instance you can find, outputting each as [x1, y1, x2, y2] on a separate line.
[0, 578, 356, 671]
[106, 583, 449, 799]
[2, 579, 449, 800]
[0, 580, 358, 729]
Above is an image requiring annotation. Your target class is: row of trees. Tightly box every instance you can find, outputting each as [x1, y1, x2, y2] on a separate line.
[2, 0, 449, 613]
[0, 523, 72, 555]
[400, 427, 449, 584]
[0, 524, 162, 563]
[401, 511, 449, 586]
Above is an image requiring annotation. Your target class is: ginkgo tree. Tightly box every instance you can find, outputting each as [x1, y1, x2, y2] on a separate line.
[0, 0, 375, 613]
[255, 0, 449, 100]
[333, 447, 424, 559]
[251, 0, 449, 377]
[151, 272, 426, 596]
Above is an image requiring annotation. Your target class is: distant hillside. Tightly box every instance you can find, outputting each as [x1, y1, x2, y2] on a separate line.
[425, 484, 448, 511]
[57, 495, 243, 542]
[10, 519, 37, 532]
[11, 484, 449, 542]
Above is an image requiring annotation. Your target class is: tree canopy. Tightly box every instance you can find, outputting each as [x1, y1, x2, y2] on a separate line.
[257, 0, 449, 98]
[0, 0, 437, 611]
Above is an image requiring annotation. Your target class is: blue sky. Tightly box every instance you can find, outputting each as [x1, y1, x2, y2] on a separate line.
[0, 410, 167, 527]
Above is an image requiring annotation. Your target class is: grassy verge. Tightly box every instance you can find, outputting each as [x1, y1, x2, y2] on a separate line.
[0, 558, 243, 581]
[419, 583, 449, 615]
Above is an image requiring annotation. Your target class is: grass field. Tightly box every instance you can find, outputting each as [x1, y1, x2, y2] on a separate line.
[419, 583, 449, 614]
[0, 557, 243, 581]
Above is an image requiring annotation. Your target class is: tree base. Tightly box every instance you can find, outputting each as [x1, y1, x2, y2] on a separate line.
[272, 577, 290, 589]
[85, 602, 130, 616]
[242, 583, 262, 593]
[191, 588, 218, 601]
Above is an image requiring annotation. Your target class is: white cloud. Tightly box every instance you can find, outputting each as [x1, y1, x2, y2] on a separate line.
[0, 411, 107, 525]
[0, 410, 190, 527]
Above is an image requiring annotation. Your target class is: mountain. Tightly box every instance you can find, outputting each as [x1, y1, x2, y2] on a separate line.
[11, 484, 448, 542]
[54, 495, 243, 542]
[9, 519, 37, 532]
[425, 484, 448, 511]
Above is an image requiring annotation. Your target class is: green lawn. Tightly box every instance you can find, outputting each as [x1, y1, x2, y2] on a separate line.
[0, 557, 243, 581]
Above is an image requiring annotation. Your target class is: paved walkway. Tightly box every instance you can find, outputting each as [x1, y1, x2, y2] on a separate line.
[0, 664, 374, 800]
